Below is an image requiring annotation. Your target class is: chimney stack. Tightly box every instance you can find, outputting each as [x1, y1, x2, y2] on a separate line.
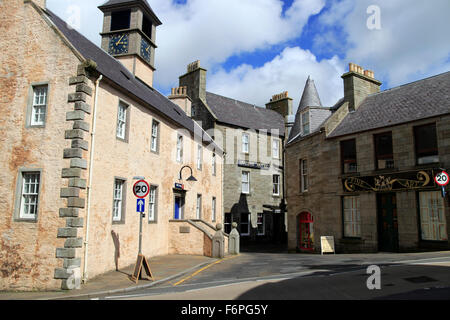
[342, 62, 381, 112]
[179, 60, 207, 103]
[169, 86, 192, 117]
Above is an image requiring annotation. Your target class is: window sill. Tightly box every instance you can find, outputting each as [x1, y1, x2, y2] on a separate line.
[116, 137, 128, 143]
[112, 220, 125, 225]
[14, 217, 38, 223]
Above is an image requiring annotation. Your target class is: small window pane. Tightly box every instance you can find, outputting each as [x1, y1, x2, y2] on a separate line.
[31, 86, 48, 126]
[20, 172, 40, 219]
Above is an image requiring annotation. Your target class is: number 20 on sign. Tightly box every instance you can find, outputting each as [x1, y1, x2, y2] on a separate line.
[133, 180, 150, 199]
[435, 171, 449, 187]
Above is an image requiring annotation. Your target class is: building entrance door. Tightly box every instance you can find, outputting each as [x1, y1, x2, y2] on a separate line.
[298, 212, 314, 252]
[377, 193, 399, 252]
[174, 194, 185, 220]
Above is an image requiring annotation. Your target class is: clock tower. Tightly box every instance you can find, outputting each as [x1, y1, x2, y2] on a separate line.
[99, 0, 162, 87]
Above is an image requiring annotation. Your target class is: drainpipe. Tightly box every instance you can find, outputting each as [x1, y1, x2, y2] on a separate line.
[82, 74, 102, 283]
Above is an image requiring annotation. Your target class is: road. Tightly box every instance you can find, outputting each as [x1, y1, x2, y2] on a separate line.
[101, 251, 450, 300]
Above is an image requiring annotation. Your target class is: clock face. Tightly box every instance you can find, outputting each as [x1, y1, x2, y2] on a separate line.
[109, 33, 129, 55]
[140, 38, 151, 63]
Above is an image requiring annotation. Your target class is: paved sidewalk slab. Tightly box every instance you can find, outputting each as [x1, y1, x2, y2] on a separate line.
[0, 255, 215, 300]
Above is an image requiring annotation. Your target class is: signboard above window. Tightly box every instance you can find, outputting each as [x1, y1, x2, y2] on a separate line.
[238, 160, 270, 170]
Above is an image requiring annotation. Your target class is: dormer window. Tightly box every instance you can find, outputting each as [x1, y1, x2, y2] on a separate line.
[301, 111, 310, 135]
[111, 10, 131, 31]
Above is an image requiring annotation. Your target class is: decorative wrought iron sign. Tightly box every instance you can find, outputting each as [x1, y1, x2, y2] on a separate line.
[237, 160, 270, 170]
[343, 170, 436, 193]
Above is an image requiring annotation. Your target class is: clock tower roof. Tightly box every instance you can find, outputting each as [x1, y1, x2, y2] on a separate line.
[99, 0, 162, 26]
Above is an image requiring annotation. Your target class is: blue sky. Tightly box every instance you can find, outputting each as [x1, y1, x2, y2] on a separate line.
[47, 0, 450, 114]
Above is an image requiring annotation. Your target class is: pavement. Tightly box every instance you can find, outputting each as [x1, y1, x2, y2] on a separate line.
[0, 254, 217, 300]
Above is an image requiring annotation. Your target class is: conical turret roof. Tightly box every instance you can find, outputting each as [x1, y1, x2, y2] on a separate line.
[288, 76, 323, 142]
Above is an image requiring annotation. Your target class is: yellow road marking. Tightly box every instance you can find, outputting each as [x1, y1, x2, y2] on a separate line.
[173, 255, 240, 287]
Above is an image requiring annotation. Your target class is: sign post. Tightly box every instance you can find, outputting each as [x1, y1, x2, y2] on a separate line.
[131, 179, 153, 283]
[435, 171, 449, 199]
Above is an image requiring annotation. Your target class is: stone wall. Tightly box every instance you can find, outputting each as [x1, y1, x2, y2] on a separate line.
[0, 1, 83, 290]
[286, 113, 450, 253]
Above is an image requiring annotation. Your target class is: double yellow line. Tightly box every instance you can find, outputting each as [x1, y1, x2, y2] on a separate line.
[173, 255, 240, 287]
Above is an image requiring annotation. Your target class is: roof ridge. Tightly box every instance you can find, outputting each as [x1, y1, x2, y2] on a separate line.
[370, 70, 450, 97]
[206, 91, 278, 114]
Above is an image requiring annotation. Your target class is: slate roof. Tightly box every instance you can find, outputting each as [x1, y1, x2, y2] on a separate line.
[98, 0, 162, 25]
[205, 92, 285, 136]
[328, 71, 450, 138]
[45, 9, 219, 150]
[288, 76, 323, 142]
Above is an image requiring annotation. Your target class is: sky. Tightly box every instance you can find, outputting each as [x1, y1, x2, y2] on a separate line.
[46, 0, 450, 115]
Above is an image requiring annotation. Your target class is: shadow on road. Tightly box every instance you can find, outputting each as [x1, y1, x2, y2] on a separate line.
[235, 264, 450, 300]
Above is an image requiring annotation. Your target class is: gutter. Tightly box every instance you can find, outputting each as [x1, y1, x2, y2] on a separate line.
[82, 74, 103, 283]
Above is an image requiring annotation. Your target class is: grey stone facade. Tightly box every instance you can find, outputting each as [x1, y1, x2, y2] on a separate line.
[286, 67, 450, 254]
[177, 62, 288, 244]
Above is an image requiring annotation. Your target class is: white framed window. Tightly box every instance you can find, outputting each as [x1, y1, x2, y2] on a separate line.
[343, 196, 361, 238]
[113, 179, 125, 222]
[272, 139, 280, 159]
[197, 145, 203, 170]
[257, 213, 265, 236]
[273, 174, 280, 196]
[176, 135, 183, 162]
[19, 172, 41, 220]
[301, 111, 310, 135]
[148, 186, 158, 222]
[151, 120, 159, 152]
[242, 171, 250, 194]
[212, 152, 216, 176]
[196, 194, 202, 219]
[242, 133, 249, 154]
[212, 197, 216, 222]
[300, 159, 308, 192]
[31, 85, 48, 126]
[419, 191, 447, 241]
[116, 101, 128, 140]
[240, 213, 250, 236]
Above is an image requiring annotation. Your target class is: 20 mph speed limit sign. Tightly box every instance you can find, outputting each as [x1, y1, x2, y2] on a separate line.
[133, 180, 150, 198]
[435, 171, 449, 187]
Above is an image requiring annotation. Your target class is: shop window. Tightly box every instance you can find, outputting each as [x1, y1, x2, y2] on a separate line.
[257, 213, 265, 236]
[374, 132, 394, 169]
[343, 196, 361, 238]
[419, 191, 447, 241]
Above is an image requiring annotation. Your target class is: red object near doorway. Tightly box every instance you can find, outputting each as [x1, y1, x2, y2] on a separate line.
[298, 212, 314, 252]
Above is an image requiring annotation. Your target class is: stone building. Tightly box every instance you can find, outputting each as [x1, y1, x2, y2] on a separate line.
[0, 0, 225, 291]
[286, 63, 450, 253]
[173, 61, 290, 246]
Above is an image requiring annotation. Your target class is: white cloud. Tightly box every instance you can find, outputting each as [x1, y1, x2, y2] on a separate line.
[151, 0, 326, 87]
[315, 0, 450, 86]
[207, 47, 345, 112]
